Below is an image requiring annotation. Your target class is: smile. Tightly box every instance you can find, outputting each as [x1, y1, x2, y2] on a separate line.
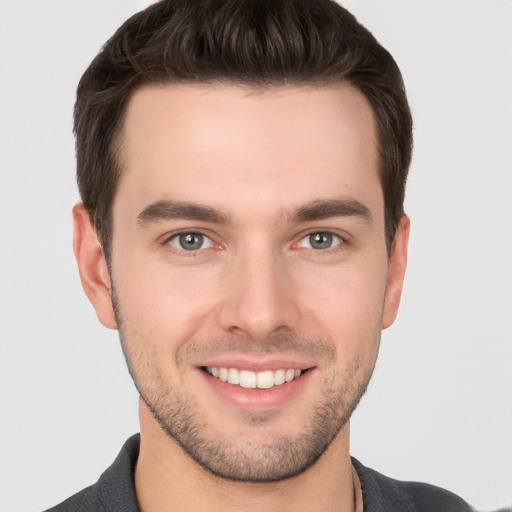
[204, 366, 303, 389]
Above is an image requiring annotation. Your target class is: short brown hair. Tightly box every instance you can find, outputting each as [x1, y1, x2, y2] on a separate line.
[74, 0, 413, 259]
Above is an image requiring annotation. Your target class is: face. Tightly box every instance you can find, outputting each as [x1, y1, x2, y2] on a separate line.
[76, 82, 408, 482]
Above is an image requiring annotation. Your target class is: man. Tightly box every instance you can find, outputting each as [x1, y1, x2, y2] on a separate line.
[47, 0, 473, 510]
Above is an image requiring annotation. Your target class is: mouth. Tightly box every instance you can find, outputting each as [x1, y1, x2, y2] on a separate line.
[197, 362, 315, 411]
[201, 366, 306, 389]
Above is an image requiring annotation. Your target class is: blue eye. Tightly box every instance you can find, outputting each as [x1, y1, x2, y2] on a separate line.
[298, 232, 342, 250]
[167, 232, 214, 251]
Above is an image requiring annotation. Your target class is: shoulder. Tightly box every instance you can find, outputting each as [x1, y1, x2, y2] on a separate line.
[352, 457, 474, 512]
[43, 435, 141, 512]
[43, 484, 104, 512]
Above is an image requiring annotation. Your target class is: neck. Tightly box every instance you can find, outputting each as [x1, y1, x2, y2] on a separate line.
[134, 402, 355, 512]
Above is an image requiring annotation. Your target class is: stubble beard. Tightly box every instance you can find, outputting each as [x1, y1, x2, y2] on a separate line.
[111, 287, 379, 483]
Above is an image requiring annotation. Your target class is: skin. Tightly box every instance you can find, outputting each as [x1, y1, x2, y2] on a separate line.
[73, 82, 409, 512]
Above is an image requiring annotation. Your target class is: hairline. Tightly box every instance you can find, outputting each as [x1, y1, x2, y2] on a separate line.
[100, 76, 393, 262]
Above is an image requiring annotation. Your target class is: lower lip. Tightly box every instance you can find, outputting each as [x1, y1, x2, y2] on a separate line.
[196, 368, 314, 411]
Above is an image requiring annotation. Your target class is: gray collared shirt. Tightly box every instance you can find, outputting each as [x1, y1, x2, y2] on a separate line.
[45, 434, 473, 512]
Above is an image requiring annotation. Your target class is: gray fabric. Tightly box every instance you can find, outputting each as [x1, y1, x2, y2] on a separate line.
[351, 458, 473, 512]
[45, 434, 473, 511]
[45, 435, 140, 512]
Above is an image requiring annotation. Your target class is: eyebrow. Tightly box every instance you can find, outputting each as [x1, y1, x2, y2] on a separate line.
[137, 200, 230, 226]
[136, 197, 372, 227]
[289, 199, 372, 224]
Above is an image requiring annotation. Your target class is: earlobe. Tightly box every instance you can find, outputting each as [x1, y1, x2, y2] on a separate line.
[382, 214, 410, 329]
[72, 203, 118, 329]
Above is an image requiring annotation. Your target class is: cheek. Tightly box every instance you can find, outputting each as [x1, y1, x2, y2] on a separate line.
[294, 258, 387, 348]
[112, 243, 388, 357]
[113, 259, 221, 344]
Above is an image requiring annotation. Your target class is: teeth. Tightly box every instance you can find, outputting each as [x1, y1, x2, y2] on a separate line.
[257, 370, 274, 389]
[228, 368, 240, 385]
[205, 366, 303, 388]
[274, 369, 286, 386]
[240, 370, 257, 388]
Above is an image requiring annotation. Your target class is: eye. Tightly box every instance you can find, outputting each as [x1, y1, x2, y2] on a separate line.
[167, 232, 214, 251]
[298, 232, 343, 250]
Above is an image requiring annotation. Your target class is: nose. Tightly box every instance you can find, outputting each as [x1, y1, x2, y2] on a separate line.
[216, 246, 301, 341]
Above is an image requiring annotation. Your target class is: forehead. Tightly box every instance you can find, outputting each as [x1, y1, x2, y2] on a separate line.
[115, 82, 381, 223]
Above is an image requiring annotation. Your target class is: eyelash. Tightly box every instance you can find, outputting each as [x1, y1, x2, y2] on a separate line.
[295, 231, 344, 251]
[162, 231, 217, 254]
[161, 229, 347, 255]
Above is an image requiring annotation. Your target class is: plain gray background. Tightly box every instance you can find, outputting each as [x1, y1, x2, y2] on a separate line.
[0, 1, 511, 510]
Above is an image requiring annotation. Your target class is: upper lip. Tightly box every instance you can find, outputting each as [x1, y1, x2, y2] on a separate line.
[196, 356, 315, 373]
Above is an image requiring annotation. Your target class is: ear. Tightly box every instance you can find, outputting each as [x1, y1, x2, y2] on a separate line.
[73, 203, 118, 329]
[382, 214, 410, 329]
